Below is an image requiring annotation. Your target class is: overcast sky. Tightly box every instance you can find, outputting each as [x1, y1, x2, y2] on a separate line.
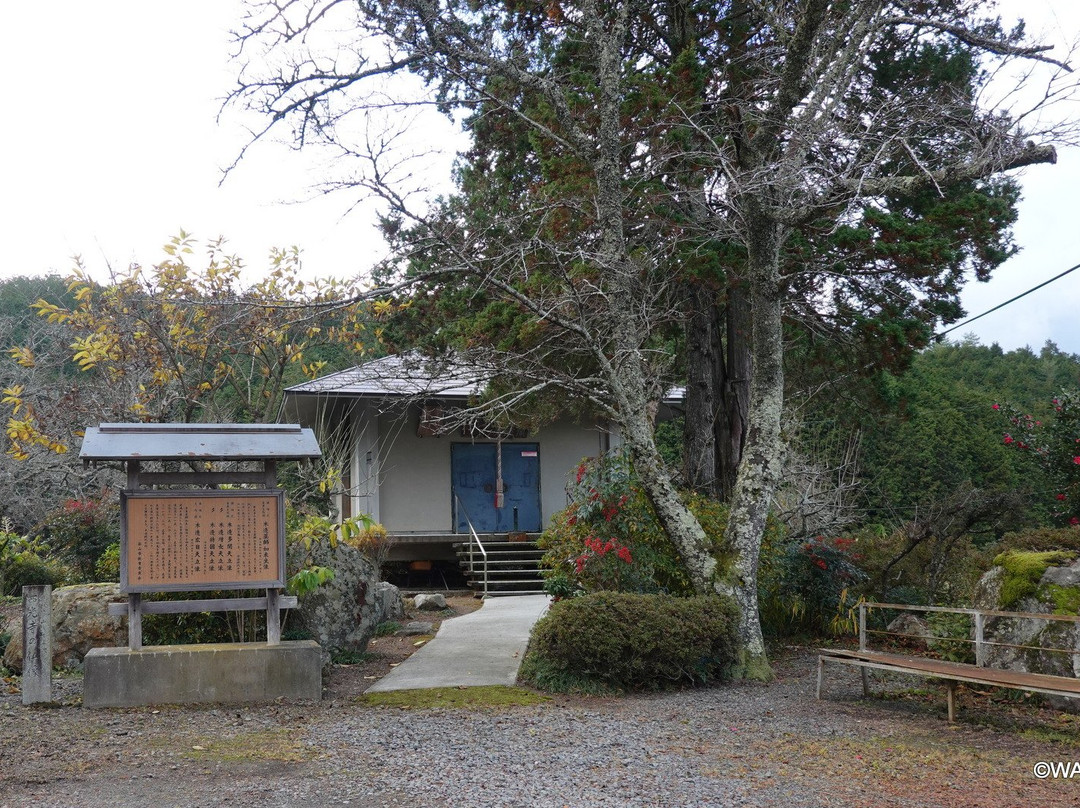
[2, 1, 1079, 353]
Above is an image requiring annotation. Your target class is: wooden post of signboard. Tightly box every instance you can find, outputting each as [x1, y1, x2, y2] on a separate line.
[128, 593, 143, 651]
[266, 588, 281, 644]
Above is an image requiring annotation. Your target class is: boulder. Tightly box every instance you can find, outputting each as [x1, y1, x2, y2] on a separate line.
[1042, 558, 1080, 589]
[972, 565, 1005, 611]
[399, 621, 435, 636]
[885, 613, 932, 649]
[3, 583, 128, 672]
[414, 592, 447, 611]
[971, 556, 1080, 709]
[287, 540, 380, 657]
[373, 581, 405, 623]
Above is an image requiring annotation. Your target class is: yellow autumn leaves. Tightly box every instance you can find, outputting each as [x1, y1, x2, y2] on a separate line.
[1, 233, 411, 461]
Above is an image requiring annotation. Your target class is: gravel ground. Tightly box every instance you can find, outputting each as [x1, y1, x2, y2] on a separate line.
[3, 645, 1080, 808]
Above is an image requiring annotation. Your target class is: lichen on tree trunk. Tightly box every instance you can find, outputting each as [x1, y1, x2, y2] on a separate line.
[714, 213, 787, 682]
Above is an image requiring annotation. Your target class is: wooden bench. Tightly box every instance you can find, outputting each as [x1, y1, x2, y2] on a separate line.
[816, 603, 1080, 722]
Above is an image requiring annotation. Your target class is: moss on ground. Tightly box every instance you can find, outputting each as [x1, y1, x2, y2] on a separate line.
[356, 685, 550, 709]
[179, 728, 316, 763]
[733, 649, 776, 683]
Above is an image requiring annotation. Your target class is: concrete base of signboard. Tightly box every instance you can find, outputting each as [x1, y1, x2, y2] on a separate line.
[82, 640, 322, 708]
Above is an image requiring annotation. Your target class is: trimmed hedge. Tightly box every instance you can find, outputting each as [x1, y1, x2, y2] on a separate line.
[520, 592, 740, 692]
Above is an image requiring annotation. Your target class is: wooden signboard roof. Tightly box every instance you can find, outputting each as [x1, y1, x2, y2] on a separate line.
[80, 423, 322, 462]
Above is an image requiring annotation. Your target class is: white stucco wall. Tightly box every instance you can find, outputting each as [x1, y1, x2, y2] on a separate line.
[376, 407, 455, 532]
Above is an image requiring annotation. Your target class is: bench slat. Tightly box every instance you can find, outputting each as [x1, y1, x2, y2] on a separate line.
[819, 648, 1080, 697]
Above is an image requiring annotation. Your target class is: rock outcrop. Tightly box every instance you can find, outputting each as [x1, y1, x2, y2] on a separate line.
[885, 612, 932, 649]
[3, 583, 128, 672]
[287, 540, 381, 657]
[972, 553, 1080, 703]
[373, 581, 406, 623]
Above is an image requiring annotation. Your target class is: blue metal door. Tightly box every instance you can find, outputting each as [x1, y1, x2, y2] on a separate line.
[451, 443, 541, 533]
[452, 443, 498, 532]
[497, 444, 541, 532]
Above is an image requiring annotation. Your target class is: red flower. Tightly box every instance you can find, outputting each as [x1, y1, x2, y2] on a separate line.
[992, 404, 1000, 410]
[617, 546, 633, 564]
[1057, 493, 1068, 501]
[1071, 517, 1080, 527]
[1072, 456, 1080, 465]
[1003, 435, 1014, 445]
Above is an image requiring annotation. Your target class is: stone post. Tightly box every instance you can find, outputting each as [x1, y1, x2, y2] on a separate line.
[21, 584, 52, 705]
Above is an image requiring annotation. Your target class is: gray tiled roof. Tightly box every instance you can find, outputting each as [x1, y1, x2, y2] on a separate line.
[80, 423, 322, 461]
[284, 353, 487, 399]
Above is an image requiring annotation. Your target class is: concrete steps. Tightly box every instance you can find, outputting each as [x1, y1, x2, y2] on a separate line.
[453, 538, 546, 597]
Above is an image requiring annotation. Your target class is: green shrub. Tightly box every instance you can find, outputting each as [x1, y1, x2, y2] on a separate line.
[519, 592, 739, 692]
[37, 497, 119, 582]
[94, 542, 120, 581]
[926, 611, 975, 664]
[758, 533, 866, 638]
[1, 551, 67, 596]
[374, 620, 402, 637]
[840, 520, 992, 607]
[996, 527, 1080, 555]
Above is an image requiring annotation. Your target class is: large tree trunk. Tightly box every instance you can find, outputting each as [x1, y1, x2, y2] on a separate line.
[717, 278, 752, 501]
[715, 214, 786, 681]
[684, 277, 751, 501]
[684, 282, 720, 495]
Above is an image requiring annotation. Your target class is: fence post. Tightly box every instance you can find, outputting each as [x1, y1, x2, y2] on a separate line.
[21, 585, 52, 705]
[859, 602, 868, 651]
[974, 611, 986, 667]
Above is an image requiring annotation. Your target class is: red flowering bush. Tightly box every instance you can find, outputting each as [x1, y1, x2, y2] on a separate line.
[998, 392, 1080, 526]
[570, 535, 635, 591]
[758, 533, 867, 637]
[539, 452, 724, 598]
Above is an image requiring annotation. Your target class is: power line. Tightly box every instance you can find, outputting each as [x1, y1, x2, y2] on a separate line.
[934, 260, 1080, 341]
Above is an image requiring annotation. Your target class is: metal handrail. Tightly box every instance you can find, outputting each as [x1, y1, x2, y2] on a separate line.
[454, 495, 488, 598]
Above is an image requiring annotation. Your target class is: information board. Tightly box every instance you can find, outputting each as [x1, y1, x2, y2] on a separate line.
[120, 490, 285, 592]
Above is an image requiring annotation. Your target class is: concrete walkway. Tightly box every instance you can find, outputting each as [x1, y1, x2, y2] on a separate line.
[365, 594, 550, 693]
